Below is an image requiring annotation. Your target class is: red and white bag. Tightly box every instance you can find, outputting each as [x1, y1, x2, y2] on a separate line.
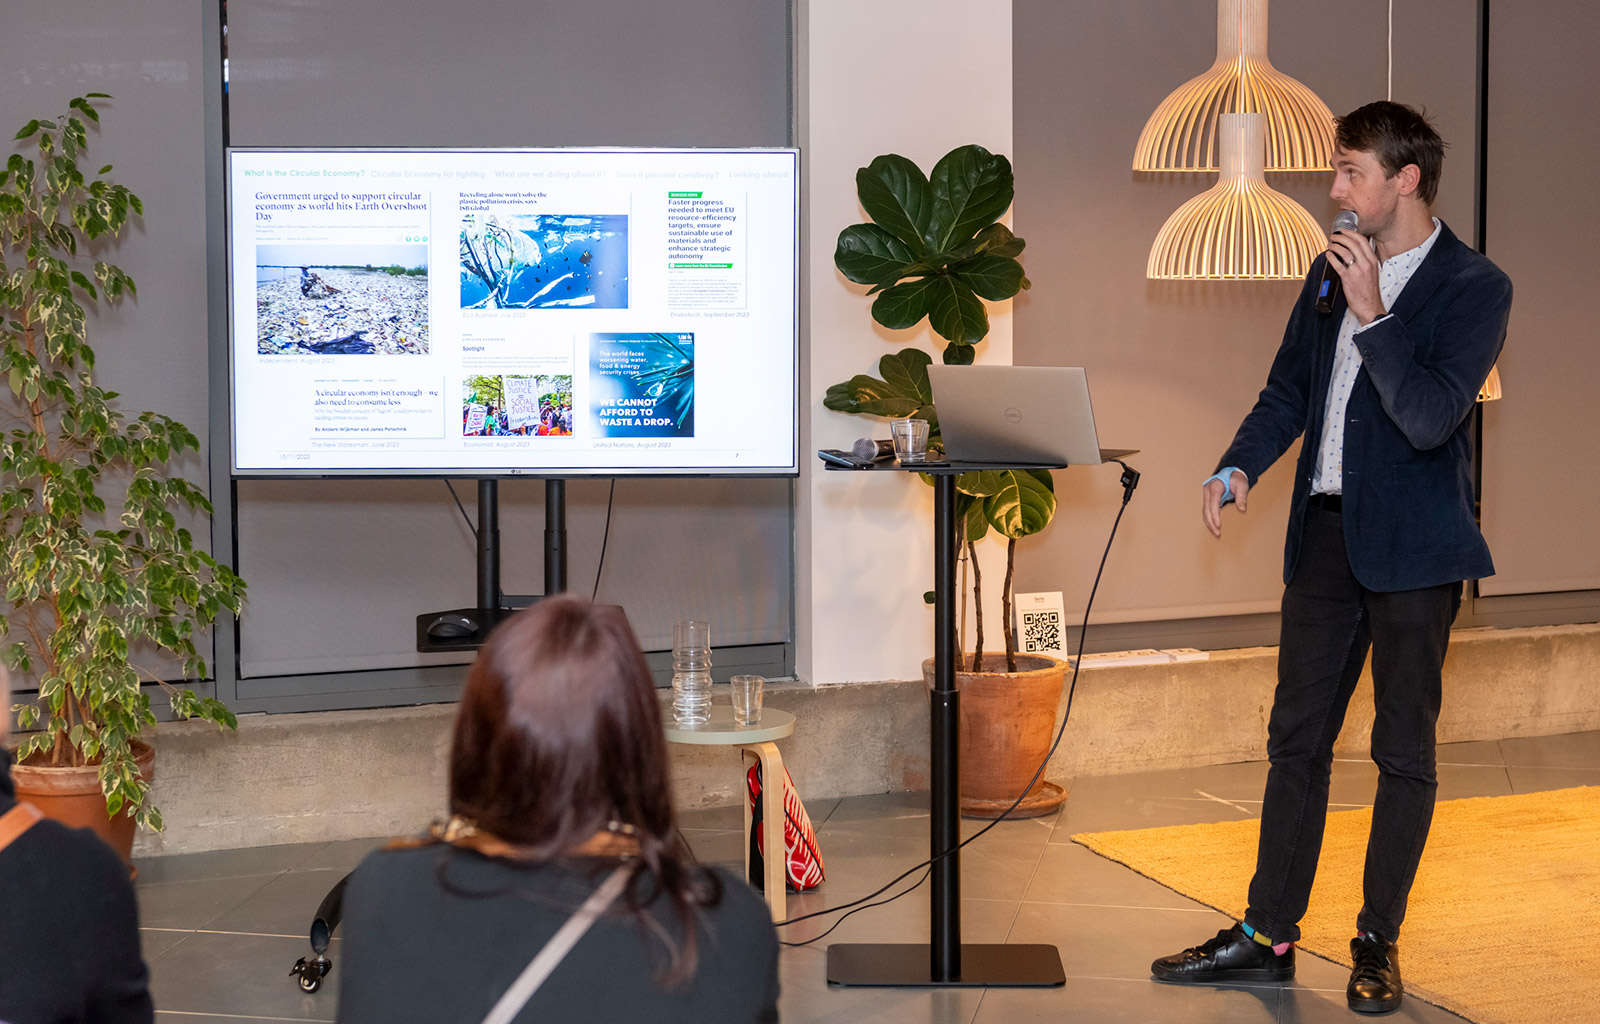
[745, 762, 824, 891]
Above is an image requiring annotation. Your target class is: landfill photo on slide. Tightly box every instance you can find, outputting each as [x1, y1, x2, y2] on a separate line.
[255, 243, 429, 355]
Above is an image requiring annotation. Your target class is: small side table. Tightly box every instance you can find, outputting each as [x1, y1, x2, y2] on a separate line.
[664, 706, 797, 922]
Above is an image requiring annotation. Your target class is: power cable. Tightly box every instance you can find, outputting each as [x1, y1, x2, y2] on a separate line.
[776, 460, 1140, 945]
[444, 479, 476, 539]
[592, 480, 617, 602]
[443, 478, 616, 602]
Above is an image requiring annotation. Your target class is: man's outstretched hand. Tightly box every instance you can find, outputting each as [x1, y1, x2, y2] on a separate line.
[1202, 470, 1250, 539]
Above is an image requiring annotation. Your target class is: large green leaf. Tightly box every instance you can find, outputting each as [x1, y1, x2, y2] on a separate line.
[955, 254, 1030, 301]
[835, 223, 918, 287]
[871, 276, 940, 331]
[822, 376, 926, 418]
[970, 468, 1057, 539]
[822, 347, 933, 418]
[972, 223, 1025, 259]
[928, 146, 1014, 253]
[855, 155, 932, 255]
[955, 470, 1004, 497]
[942, 341, 975, 365]
[945, 223, 1026, 263]
[926, 277, 989, 344]
[955, 491, 991, 543]
[878, 346, 932, 403]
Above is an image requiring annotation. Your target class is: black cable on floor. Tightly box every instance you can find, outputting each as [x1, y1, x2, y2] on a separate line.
[776, 462, 1139, 946]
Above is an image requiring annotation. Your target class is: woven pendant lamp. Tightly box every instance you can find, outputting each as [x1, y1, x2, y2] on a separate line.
[1477, 364, 1502, 402]
[1147, 113, 1326, 280]
[1134, 0, 1335, 173]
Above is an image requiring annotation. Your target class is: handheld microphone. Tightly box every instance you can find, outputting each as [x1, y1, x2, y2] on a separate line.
[1315, 210, 1360, 314]
[852, 437, 895, 461]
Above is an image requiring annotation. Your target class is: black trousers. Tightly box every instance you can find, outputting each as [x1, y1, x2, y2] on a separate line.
[1243, 506, 1462, 944]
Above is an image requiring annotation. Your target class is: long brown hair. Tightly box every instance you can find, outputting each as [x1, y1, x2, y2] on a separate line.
[449, 595, 718, 984]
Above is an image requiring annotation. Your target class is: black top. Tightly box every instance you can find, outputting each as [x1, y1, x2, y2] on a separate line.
[0, 757, 154, 1024]
[336, 843, 780, 1024]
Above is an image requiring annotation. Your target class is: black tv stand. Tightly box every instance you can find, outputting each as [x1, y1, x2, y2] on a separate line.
[415, 478, 569, 652]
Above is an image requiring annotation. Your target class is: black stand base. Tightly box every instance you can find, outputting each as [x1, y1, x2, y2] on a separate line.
[826, 943, 1065, 987]
[414, 605, 520, 653]
[416, 478, 570, 654]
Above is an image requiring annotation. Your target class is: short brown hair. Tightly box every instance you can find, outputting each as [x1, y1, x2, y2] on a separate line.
[1334, 101, 1446, 205]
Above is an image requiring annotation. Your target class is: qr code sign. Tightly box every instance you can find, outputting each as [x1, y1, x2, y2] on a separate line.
[1022, 610, 1062, 654]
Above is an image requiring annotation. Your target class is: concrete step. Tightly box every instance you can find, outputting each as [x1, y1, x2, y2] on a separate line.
[133, 621, 1600, 856]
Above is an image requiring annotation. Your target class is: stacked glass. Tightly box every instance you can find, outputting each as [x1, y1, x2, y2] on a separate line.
[671, 619, 712, 725]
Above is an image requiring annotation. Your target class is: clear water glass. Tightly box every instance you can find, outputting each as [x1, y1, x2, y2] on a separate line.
[730, 674, 765, 726]
[891, 417, 930, 463]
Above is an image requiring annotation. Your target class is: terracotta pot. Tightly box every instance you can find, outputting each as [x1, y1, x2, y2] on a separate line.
[922, 654, 1069, 818]
[11, 740, 154, 867]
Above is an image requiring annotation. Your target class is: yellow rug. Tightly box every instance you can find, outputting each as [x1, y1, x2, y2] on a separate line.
[1073, 786, 1600, 1024]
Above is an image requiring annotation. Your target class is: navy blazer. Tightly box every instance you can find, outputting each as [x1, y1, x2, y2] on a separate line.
[1217, 221, 1512, 593]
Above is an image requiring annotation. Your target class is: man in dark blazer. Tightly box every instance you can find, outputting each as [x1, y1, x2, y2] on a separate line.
[1150, 102, 1512, 1015]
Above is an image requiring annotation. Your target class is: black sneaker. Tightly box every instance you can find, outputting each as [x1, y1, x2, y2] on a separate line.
[1152, 924, 1295, 984]
[1348, 933, 1403, 1014]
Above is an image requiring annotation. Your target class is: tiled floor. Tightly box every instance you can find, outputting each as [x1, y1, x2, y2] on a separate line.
[135, 729, 1600, 1023]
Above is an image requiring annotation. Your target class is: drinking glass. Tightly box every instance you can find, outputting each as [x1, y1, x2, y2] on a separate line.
[730, 674, 765, 726]
[890, 417, 930, 463]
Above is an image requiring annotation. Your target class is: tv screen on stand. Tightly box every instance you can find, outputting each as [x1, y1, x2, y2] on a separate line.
[226, 147, 798, 477]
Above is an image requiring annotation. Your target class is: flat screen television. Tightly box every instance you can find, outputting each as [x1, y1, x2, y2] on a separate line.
[226, 148, 798, 476]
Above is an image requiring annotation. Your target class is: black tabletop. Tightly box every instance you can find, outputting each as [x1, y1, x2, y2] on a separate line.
[820, 456, 1068, 474]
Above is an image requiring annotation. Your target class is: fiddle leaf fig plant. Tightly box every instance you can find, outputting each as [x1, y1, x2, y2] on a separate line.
[1, 94, 246, 831]
[834, 145, 1030, 362]
[829, 145, 1053, 672]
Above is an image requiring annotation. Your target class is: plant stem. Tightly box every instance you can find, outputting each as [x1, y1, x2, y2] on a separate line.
[968, 538, 984, 673]
[1003, 537, 1017, 673]
[958, 542, 968, 671]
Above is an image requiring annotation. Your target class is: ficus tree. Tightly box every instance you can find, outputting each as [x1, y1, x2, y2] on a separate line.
[1, 95, 245, 830]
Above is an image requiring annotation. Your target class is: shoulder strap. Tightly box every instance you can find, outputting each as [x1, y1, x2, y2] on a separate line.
[0, 802, 44, 854]
[479, 863, 633, 1024]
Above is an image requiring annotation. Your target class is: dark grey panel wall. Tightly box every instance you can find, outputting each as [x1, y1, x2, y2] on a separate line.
[1478, 2, 1600, 595]
[236, 477, 792, 676]
[224, 0, 795, 678]
[1013, 1, 1481, 627]
[228, 0, 790, 148]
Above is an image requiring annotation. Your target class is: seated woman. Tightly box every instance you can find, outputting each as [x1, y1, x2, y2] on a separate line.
[336, 596, 779, 1023]
[0, 668, 153, 1024]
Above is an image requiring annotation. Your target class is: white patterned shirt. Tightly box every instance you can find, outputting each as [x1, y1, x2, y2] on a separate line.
[1311, 218, 1443, 494]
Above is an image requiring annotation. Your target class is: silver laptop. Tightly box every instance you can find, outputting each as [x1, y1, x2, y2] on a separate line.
[925, 365, 1134, 466]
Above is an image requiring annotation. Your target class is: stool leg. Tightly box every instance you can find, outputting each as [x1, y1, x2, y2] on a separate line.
[744, 740, 787, 923]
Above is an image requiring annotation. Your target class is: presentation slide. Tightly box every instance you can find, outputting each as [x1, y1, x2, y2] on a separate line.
[227, 148, 797, 475]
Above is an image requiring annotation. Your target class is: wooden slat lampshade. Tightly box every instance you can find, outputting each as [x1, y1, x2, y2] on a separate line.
[1147, 113, 1326, 280]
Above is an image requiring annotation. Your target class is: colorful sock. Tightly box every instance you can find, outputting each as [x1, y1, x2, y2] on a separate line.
[1241, 922, 1293, 956]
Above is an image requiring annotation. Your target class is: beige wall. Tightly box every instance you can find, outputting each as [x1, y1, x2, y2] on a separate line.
[1478, 0, 1600, 596]
[1010, 1, 1539, 634]
[796, 0, 1017, 684]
